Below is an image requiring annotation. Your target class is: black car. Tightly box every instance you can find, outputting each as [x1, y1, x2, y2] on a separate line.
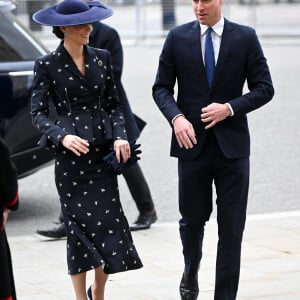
[0, 1, 55, 178]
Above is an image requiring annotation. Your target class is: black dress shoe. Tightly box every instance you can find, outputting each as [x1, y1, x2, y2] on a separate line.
[36, 223, 66, 239]
[129, 210, 157, 231]
[179, 273, 199, 300]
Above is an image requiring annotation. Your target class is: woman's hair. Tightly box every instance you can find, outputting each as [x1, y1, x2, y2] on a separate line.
[52, 27, 64, 39]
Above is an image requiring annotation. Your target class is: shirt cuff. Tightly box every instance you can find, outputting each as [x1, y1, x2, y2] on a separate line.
[225, 103, 234, 116]
[171, 114, 184, 125]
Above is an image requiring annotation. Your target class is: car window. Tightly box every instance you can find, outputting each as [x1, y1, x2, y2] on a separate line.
[0, 11, 47, 62]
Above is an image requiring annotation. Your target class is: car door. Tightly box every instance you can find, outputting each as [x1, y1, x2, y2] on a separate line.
[0, 3, 55, 178]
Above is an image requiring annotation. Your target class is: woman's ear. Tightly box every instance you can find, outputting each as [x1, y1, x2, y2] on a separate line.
[60, 26, 66, 33]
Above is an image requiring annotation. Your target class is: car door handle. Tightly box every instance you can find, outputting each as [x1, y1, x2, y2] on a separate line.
[8, 70, 34, 76]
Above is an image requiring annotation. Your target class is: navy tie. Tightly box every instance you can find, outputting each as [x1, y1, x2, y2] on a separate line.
[205, 27, 215, 87]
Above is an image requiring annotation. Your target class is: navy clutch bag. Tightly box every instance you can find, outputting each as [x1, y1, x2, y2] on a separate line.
[103, 141, 142, 175]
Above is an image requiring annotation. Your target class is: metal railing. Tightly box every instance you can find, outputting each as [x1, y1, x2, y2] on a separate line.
[12, 0, 300, 42]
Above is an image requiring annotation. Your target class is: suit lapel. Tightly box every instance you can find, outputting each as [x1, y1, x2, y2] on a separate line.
[189, 21, 207, 84]
[83, 46, 96, 84]
[211, 19, 233, 89]
[56, 43, 86, 81]
[84, 46, 106, 87]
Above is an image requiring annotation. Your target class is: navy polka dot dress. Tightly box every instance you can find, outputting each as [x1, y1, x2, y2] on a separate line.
[55, 146, 142, 275]
[30, 43, 143, 275]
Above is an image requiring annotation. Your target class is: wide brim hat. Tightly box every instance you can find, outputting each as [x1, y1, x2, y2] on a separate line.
[32, 0, 113, 26]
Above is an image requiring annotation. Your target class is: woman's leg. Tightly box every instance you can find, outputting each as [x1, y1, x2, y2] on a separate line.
[90, 266, 108, 300]
[71, 271, 88, 300]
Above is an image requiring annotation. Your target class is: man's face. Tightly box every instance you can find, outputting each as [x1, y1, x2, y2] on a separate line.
[192, 0, 223, 27]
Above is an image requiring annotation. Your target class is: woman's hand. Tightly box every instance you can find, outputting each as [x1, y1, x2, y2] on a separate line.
[61, 135, 89, 156]
[114, 139, 131, 163]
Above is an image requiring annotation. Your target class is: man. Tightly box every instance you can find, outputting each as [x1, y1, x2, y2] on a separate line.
[152, 0, 274, 299]
[37, 20, 157, 238]
[0, 138, 19, 300]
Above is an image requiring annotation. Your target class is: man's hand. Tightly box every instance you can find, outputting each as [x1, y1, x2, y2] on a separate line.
[173, 116, 197, 149]
[61, 135, 89, 156]
[201, 103, 231, 129]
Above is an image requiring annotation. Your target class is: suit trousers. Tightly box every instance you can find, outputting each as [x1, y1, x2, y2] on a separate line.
[122, 162, 154, 213]
[178, 130, 249, 300]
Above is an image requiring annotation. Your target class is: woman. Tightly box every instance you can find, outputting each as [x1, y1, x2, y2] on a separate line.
[0, 138, 19, 300]
[30, 1, 143, 299]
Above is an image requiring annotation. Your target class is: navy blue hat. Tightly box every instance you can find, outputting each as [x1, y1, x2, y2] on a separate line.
[32, 0, 113, 26]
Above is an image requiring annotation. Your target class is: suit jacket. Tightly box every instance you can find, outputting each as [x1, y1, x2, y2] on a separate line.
[153, 19, 274, 160]
[89, 22, 144, 142]
[0, 138, 18, 231]
[30, 43, 127, 147]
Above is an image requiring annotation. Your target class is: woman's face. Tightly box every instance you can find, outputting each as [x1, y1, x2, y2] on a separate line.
[60, 23, 93, 45]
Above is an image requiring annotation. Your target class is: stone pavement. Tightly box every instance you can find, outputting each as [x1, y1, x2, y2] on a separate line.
[9, 211, 300, 300]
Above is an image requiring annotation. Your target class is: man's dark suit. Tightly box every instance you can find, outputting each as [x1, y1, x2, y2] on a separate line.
[89, 22, 140, 142]
[89, 22, 155, 214]
[153, 19, 274, 299]
[0, 138, 19, 300]
[36, 22, 155, 238]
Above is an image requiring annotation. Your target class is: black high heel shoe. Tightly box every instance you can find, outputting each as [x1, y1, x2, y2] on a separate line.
[87, 286, 93, 300]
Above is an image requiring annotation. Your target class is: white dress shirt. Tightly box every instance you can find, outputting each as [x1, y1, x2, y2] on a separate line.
[172, 17, 233, 124]
[200, 18, 234, 116]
